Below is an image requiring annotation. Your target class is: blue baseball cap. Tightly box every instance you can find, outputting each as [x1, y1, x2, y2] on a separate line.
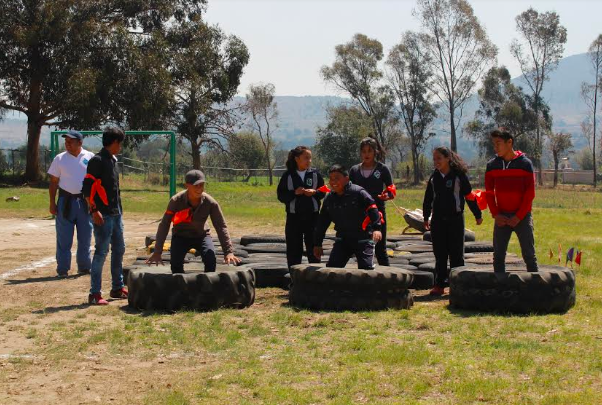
[62, 130, 83, 141]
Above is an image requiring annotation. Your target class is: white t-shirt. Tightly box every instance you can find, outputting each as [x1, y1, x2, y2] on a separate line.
[47, 149, 95, 194]
[296, 170, 307, 179]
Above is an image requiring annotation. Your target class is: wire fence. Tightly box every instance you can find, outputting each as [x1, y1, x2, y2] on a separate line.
[0, 148, 52, 181]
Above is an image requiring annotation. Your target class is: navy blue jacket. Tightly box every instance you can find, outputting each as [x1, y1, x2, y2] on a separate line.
[277, 168, 325, 215]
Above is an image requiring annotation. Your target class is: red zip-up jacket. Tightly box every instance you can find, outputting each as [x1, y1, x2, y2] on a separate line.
[485, 151, 535, 220]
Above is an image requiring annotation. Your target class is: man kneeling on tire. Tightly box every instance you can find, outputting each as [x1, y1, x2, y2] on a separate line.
[146, 170, 241, 272]
[313, 164, 383, 269]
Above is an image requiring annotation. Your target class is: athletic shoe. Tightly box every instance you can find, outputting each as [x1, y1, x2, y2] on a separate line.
[429, 286, 445, 296]
[88, 293, 109, 305]
[77, 269, 90, 275]
[57, 272, 69, 278]
[109, 288, 128, 299]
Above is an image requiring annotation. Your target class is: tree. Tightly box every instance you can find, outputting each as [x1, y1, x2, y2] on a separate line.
[320, 34, 398, 155]
[228, 132, 265, 182]
[465, 66, 550, 157]
[314, 105, 373, 170]
[246, 83, 278, 186]
[168, 20, 249, 169]
[0, 0, 205, 182]
[511, 7, 568, 185]
[575, 147, 594, 171]
[387, 31, 437, 185]
[581, 34, 602, 187]
[546, 132, 573, 187]
[414, 0, 497, 152]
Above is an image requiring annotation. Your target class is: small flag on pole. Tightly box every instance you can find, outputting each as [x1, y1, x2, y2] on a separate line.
[549, 248, 554, 260]
[566, 247, 575, 267]
[575, 250, 582, 266]
[558, 244, 562, 265]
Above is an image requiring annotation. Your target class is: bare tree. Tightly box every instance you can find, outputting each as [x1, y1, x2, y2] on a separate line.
[511, 8, 568, 185]
[581, 34, 602, 187]
[321, 33, 398, 156]
[246, 83, 278, 185]
[386, 31, 437, 185]
[414, 0, 497, 152]
[546, 132, 573, 187]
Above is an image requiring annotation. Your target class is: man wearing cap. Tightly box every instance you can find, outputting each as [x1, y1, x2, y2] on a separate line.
[146, 170, 241, 272]
[48, 130, 95, 277]
[82, 127, 127, 305]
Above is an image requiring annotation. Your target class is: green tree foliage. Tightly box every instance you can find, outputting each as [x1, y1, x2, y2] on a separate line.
[386, 31, 437, 185]
[465, 66, 550, 158]
[546, 132, 573, 187]
[320, 34, 398, 156]
[314, 105, 373, 171]
[228, 132, 265, 182]
[246, 83, 278, 186]
[0, 0, 206, 181]
[168, 20, 249, 170]
[575, 147, 594, 171]
[414, 0, 497, 152]
[511, 7, 568, 185]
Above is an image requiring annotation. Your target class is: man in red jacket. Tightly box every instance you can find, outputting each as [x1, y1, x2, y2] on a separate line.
[485, 128, 538, 273]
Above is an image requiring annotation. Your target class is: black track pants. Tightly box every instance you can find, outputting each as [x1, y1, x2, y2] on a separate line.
[430, 215, 465, 287]
[285, 212, 320, 268]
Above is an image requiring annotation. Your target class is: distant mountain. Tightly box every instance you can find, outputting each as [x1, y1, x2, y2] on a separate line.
[0, 53, 595, 157]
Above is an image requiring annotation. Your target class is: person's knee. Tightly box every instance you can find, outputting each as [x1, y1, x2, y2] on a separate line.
[111, 243, 126, 256]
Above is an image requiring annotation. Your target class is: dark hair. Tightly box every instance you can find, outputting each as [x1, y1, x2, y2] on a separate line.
[360, 136, 384, 161]
[328, 164, 348, 177]
[490, 127, 514, 144]
[286, 146, 311, 172]
[433, 146, 468, 174]
[102, 127, 125, 147]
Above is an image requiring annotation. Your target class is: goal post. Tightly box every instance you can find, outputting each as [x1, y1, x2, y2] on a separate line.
[50, 130, 177, 197]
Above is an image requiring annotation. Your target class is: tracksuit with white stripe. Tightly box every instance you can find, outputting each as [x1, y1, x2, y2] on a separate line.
[277, 169, 326, 268]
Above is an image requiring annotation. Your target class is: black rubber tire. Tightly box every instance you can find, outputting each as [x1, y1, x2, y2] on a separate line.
[406, 269, 435, 290]
[245, 254, 289, 264]
[387, 257, 410, 266]
[395, 245, 433, 254]
[387, 235, 424, 242]
[240, 235, 286, 245]
[289, 264, 414, 311]
[214, 248, 249, 258]
[243, 243, 288, 254]
[449, 265, 576, 314]
[403, 212, 426, 233]
[127, 265, 255, 311]
[247, 263, 290, 289]
[423, 230, 476, 242]
[417, 262, 438, 272]
[464, 255, 524, 265]
[464, 242, 494, 253]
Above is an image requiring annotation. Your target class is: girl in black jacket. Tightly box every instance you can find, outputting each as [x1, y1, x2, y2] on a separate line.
[422, 146, 483, 296]
[277, 146, 325, 268]
[349, 137, 396, 266]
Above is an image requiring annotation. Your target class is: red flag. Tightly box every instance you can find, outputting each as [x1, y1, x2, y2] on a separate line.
[575, 250, 582, 266]
[317, 185, 331, 194]
[466, 189, 488, 210]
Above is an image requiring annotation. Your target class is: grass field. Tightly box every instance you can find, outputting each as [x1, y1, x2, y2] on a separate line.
[0, 180, 601, 404]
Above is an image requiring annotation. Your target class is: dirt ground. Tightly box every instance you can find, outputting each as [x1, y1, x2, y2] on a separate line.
[0, 215, 272, 404]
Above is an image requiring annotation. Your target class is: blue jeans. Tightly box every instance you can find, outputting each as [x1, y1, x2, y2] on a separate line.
[90, 214, 125, 294]
[56, 196, 93, 275]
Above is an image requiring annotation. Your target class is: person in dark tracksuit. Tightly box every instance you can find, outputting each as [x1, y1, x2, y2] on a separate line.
[314, 165, 383, 270]
[277, 146, 326, 268]
[423, 147, 483, 296]
[349, 137, 397, 266]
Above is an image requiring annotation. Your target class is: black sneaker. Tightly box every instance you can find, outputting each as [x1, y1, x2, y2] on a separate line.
[57, 272, 69, 278]
[77, 269, 91, 275]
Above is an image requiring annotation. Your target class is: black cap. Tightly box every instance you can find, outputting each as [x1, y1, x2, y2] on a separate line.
[62, 130, 83, 141]
[185, 170, 206, 185]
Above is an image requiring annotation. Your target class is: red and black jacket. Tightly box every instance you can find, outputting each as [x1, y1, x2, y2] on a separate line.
[82, 148, 122, 216]
[485, 151, 535, 220]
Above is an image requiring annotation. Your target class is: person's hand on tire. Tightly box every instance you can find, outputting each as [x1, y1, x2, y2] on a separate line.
[224, 253, 242, 266]
[295, 187, 305, 195]
[423, 220, 430, 231]
[49, 202, 57, 215]
[146, 251, 163, 266]
[494, 215, 508, 227]
[372, 230, 382, 243]
[507, 215, 520, 228]
[92, 211, 104, 226]
[313, 246, 323, 261]
[476, 217, 483, 226]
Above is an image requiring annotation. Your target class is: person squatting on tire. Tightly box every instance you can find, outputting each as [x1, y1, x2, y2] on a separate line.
[48, 130, 95, 277]
[277, 146, 326, 268]
[82, 127, 128, 305]
[313, 164, 383, 270]
[486, 128, 538, 273]
[423, 147, 482, 296]
[147, 170, 241, 272]
[349, 137, 397, 266]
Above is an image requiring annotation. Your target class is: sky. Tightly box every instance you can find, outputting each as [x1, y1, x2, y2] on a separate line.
[204, 0, 602, 96]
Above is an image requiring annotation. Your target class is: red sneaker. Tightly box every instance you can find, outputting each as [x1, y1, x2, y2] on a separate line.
[88, 293, 109, 305]
[429, 286, 445, 296]
[110, 288, 128, 299]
